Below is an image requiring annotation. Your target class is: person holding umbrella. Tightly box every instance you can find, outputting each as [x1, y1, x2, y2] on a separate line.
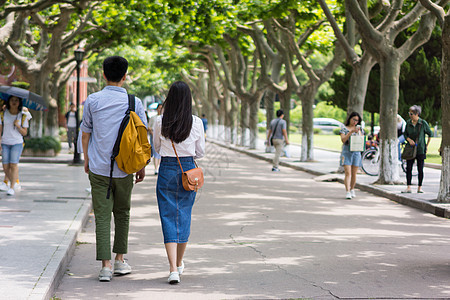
[0, 96, 30, 196]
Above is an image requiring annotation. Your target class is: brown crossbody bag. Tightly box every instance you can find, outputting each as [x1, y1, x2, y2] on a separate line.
[171, 141, 204, 192]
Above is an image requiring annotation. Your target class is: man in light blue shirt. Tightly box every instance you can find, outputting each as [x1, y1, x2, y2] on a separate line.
[81, 56, 147, 282]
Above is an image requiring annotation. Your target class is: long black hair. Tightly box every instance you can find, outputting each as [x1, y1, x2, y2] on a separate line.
[6, 95, 23, 111]
[345, 112, 362, 126]
[161, 81, 193, 143]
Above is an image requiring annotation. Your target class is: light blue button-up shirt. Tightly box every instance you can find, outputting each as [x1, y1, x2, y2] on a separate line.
[81, 86, 148, 178]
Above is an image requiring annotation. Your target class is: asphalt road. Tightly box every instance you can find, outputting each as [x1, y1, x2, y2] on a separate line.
[54, 143, 450, 299]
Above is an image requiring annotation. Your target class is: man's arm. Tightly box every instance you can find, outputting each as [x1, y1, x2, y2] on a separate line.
[135, 167, 145, 183]
[282, 129, 289, 145]
[266, 129, 272, 142]
[82, 132, 91, 174]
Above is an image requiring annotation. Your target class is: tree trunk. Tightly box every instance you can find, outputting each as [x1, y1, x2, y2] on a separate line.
[376, 54, 402, 184]
[299, 84, 316, 161]
[347, 54, 376, 115]
[438, 14, 450, 202]
[240, 100, 249, 146]
[265, 58, 283, 130]
[265, 89, 275, 129]
[249, 99, 259, 149]
[44, 106, 58, 137]
[279, 91, 291, 136]
[229, 94, 239, 144]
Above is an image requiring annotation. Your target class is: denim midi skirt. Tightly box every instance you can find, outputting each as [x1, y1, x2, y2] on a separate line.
[156, 156, 196, 243]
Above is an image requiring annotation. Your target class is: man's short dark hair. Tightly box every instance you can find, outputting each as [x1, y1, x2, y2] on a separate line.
[103, 56, 128, 82]
[276, 109, 284, 117]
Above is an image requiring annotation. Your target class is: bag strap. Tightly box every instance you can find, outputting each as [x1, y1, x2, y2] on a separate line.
[414, 122, 422, 144]
[171, 140, 184, 173]
[107, 94, 135, 199]
[171, 140, 199, 173]
[271, 118, 281, 139]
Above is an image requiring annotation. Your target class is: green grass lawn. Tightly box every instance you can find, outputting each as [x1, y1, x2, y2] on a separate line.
[259, 132, 442, 164]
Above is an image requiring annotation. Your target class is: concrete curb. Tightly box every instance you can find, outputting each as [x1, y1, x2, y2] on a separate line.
[30, 199, 92, 300]
[211, 140, 450, 219]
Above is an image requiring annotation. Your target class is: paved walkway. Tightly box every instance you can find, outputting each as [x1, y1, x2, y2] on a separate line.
[213, 138, 449, 218]
[0, 145, 90, 300]
[54, 142, 450, 299]
[1, 139, 448, 299]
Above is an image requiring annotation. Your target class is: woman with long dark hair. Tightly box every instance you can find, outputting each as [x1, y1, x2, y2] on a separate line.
[153, 81, 205, 284]
[340, 112, 363, 199]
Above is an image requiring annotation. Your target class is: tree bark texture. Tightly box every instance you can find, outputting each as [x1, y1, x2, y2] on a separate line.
[299, 84, 317, 162]
[249, 99, 259, 149]
[240, 100, 249, 147]
[347, 54, 377, 116]
[376, 54, 402, 184]
[438, 13, 450, 202]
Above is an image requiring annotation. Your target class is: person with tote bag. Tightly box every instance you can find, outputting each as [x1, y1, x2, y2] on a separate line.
[401, 105, 432, 193]
[153, 81, 205, 284]
[339, 112, 364, 200]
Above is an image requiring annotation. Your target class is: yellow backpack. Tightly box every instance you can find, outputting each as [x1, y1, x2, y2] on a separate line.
[107, 94, 151, 198]
[1, 111, 28, 141]
[0, 111, 27, 127]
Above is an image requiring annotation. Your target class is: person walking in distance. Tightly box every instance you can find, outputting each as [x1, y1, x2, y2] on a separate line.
[201, 114, 208, 140]
[266, 109, 289, 172]
[148, 103, 162, 175]
[401, 105, 432, 194]
[340, 112, 363, 199]
[153, 81, 205, 284]
[81, 56, 147, 282]
[65, 103, 77, 153]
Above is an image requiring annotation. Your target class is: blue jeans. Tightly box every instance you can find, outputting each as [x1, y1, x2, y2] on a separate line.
[340, 144, 362, 167]
[2, 143, 24, 164]
[156, 156, 196, 243]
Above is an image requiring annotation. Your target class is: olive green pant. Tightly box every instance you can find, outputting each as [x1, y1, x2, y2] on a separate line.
[89, 171, 133, 260]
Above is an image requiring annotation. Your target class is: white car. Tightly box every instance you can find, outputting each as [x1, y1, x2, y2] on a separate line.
[313, 118, 344, 132]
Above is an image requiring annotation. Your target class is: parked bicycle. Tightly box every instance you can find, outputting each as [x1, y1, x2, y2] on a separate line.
[361, 142, 417, 176]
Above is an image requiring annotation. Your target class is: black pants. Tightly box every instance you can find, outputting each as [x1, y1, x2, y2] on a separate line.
[406, 153, 426, 186]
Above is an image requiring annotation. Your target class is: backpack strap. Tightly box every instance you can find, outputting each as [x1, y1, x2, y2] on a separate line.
[0, 111, 3, 125]
[21, 113, 27, 127]
[106, 94, 135, 199]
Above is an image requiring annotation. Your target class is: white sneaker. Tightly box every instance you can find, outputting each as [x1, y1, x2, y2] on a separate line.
[7, 188, 15, 196]
[177, 261, 184, 275]
[14, 184, 21, 192]
[114, 260, 131, 275]
[168, 271, 180, 284]
[350, 190, 356, 198]
[98, 267, 112, 282]
[345, 192, 352, 199]
[0, 182, 9, 191]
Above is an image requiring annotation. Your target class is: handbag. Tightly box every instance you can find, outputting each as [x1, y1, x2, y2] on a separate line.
[349, 135, 365, 152]
[402, 122, 421, 160]
[171, 141, 204, 192]
[401, 144, 417, 160]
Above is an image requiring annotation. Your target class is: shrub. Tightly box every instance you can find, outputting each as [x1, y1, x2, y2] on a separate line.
[314, 128, 322, 134]
[24, 136, 62, 153]
[289, 126, 298, 133]
[333, 128, 341, 135]
[258, 127, 266, 133]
